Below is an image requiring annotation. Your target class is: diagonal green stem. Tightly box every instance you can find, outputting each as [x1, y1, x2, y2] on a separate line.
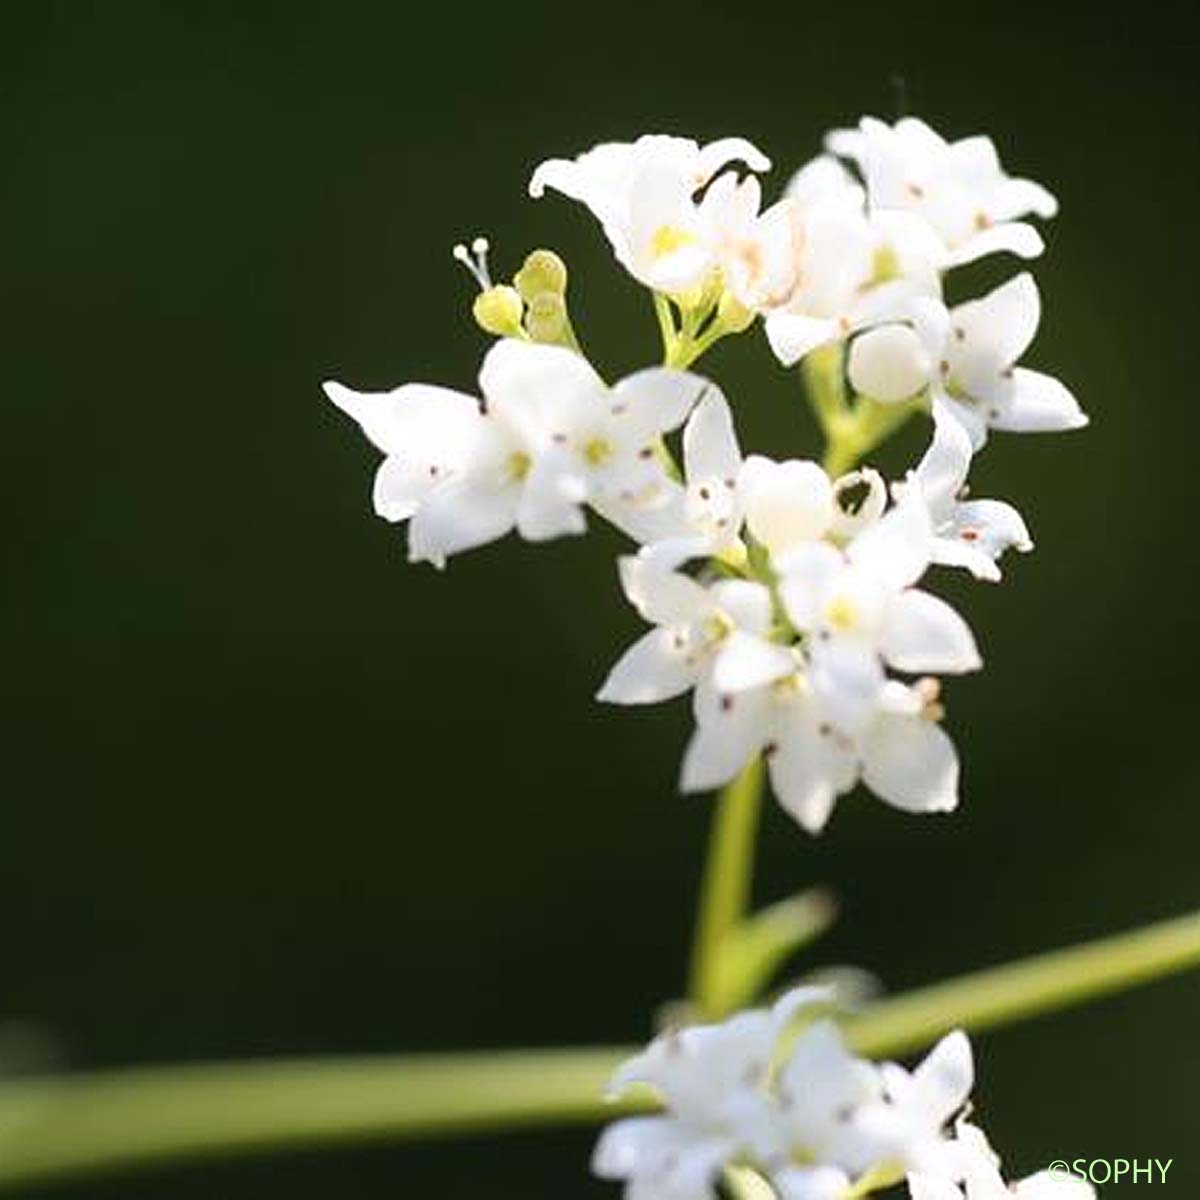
[843, 906, 1200, 1057]
[2, 909, 1200, 1190]
[689, 759, 766, 1017]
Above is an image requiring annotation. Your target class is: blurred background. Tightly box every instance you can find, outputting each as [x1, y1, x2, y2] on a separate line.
[2, 1, 1197, 1195]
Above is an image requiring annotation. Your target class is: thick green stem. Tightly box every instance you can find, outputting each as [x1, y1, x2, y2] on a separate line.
[3, 909, 1200, 1189]
[801, 343, 921, 475]
[689, 759, 766, 1017]
[0, 1048, 642, 1191]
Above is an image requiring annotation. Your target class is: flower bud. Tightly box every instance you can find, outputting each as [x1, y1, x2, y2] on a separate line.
[830, 468, 887, 539]
[472, 285, 524, 337]
[847, 324, 931, 404]
[514, 250, 568, 302]
[716, 290, 755, 334]
[740, 457, 835, 555]
[525, 292, 572, 345]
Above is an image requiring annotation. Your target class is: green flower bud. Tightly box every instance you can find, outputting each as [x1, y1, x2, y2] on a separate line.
[514, 250, 568, 302]
[472, 285, 525, 337]
[525, 292, 571, 345]
[716, 290, 755, 335]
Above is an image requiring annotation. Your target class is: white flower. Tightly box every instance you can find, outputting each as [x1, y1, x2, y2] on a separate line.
[631, 388, 746, 569]
[844, 277, 1087, 448]
[699, 173, 800, 312]
[529, 135, 770, 294]
[776, 496, 981, 731]
[597, 558, 795, 705]
[762, 161, 944, 367]
[682, 671, 960, 833]
[880, 1031, 975, 1178]
[325, 340, 704, 566]
[907, 403, 1033, 582]
[594, 989, 829, 1200]
[929, 274, 1087, 447]
[908, 1121, 1096, 1200]
[827, 117, 1058, 266]
[595, 990, 994, 1200]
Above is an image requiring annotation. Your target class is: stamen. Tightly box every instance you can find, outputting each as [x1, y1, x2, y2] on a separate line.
[451, 236, 494, 290]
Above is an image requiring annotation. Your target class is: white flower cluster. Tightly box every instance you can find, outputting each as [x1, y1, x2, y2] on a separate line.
[324, 115, 1086, 834]
[594, 986, 1094, 1200]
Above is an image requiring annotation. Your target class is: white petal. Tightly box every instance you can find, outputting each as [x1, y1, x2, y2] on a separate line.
[1012, 1172, 1096, 1199]
[862, 713, 959, 814]
[934, 392, 990, 451]
[990, 176, 1059, 221]
[370, 456, 430, 522]
[775, 541, 845, 630]
[697, 136, 771, 179]
[913, 405, 973, 519]
[515, 453, 589, 541]
[618, 557, 710, 627]
[478, 339, 603, 439]
[907, 1173, 965, 1200]
[597, 629, 699, 705]
[992, 368, 1088, 433]
[407, 474, 519, 565]
[881, 590, 981, 674]
[847, 493, 933, 590]
[807, 641, 886, 737]
[771, 1166, 853, 1200]
[912, 1030, 974, 1126]
[322, 381, 480, 457]
[764, 312, 840, 366]
[708, 579, 774, 636]
[591, 1115, 688, 1178]
[612, 368, 712, 444]
[680, 684, 770, 793]
[712, 631, 795, 693]
[930, 536, 1002, 583]
[943, 221, 1045, 267]
[952, 498, 1033, 570]
[683, 389, 742, 483]
[740, 456, 835, 555]
[951, 273, 1041, 370]
[769, 723, 842, 834]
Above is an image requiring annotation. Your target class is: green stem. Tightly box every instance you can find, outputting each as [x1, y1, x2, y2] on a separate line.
[653, 292, 676, 361]
[0, 1048, 642, 1191]
[844, 906, 1200, 1057]
[3, 909, 1200, 1189]
[689, 758, 766, 1017]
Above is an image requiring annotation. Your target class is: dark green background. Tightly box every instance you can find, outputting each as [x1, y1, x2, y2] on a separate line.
[3, 2, 1197, 1195]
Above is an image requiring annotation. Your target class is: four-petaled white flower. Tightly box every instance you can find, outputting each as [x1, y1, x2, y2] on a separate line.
[763, 163, 944, 367]
[845, 276, 1088, 447]
[827, 116, 1058, 266]
[593, 987, 830, 1200]
[908, 1121, 1096, 1200]
[597, 558, 795, 705]
[325, 340, 704, 567]
[683, 671, 961, 834]
[595, 986, 996, 1200]
[529, 134, 771, 295]
[776, 495, 981, 732]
